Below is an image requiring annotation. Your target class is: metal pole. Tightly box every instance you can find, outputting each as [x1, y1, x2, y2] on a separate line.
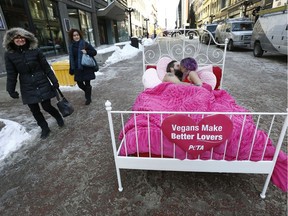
[144, 18, 149, 38]
[129, 13, 132, 38]
[146, 21, 148, 38]
[126, 8, 134, 38]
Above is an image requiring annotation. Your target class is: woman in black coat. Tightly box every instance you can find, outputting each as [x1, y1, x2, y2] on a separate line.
[68, 29, 98, 105]
[3, 27, 64, 139]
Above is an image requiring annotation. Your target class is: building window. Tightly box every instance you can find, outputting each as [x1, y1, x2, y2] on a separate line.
[28, 0, 65, 56]
[221, 0, 227, 8]
[67, 7, 95, 46]
[0, 0, 29, 29]
[79, 10, 95, 46]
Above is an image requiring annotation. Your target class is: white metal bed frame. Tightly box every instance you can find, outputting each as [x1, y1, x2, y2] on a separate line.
[105, 30, 288, 198]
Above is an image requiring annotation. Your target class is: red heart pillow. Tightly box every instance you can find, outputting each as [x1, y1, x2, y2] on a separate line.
[161, 114, 233, 157]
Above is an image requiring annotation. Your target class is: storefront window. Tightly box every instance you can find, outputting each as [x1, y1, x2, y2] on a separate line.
[117, 21, 129, 42]
[44, 0, 58, 20]
[29, 0, 45, 20]
[68, 9, 81, 30]
[0, 0, 29, 29]
[28, 0, 65, 56]
[79, 11, 95, 46]
[68, 8, 95, 46]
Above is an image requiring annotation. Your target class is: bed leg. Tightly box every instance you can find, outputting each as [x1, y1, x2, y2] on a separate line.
[116, 167, 123, 192]
[260, 113, 288, 199]
[260, 174, 272, 199]
[260, 192, 266, 199]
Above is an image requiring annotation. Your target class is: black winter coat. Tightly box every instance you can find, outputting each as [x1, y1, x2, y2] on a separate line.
[69, 40, 97, 82]
[5, 48, 59, 105]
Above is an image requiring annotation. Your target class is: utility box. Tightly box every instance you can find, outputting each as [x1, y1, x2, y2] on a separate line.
[51, 60, 76, 86]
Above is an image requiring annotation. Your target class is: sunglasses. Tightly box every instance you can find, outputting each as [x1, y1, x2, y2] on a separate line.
[13, 35, 26, 40]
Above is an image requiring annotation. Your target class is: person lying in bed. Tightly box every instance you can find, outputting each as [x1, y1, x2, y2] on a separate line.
[163, 57, 203, 87]
[165, 60, 183, 80]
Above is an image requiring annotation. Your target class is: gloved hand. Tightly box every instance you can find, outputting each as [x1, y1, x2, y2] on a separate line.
[9, 91, 19, 99]
[53, 83, 59, 89]
[69, 69, 74, 75]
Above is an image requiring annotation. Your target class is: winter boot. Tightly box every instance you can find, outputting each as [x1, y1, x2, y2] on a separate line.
[40, 126, 51, 139]
[85, 86, 92, 105]
[56, 117, 64, 127]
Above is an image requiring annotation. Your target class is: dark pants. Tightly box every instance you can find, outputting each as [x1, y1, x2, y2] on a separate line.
[77, 80, 91, 91]
[28, 99, 62, 129]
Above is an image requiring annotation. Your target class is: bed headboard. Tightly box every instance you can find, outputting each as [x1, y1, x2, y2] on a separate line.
[142, 29, 228, 88]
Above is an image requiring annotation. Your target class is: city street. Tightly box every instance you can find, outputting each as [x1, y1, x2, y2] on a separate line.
[0, 45, 287, 215]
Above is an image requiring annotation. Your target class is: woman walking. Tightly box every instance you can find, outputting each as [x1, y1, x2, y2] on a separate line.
[3, 27, 64, 139]
[68, 29, 97, 105]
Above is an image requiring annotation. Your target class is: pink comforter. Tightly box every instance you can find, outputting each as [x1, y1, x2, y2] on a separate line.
[119, 82, 287, 192]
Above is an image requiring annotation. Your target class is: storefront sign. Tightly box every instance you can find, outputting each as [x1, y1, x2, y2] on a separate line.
[161, 114, 233, 156]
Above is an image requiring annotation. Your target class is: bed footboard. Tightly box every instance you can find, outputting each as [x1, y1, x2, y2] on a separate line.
[105, 101, 288, 198]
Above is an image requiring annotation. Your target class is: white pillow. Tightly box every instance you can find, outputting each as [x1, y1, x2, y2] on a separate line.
[156, 57, 172, 81]
[142, 68, 162, 89]
[196, 65, 216, 89]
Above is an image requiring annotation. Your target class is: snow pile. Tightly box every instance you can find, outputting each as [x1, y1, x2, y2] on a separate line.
[141, 38, 154, 46]
[0, 119, 31, 161]
[105, 44, 141, 65]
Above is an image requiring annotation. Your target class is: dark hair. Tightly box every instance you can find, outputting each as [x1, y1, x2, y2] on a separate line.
[166, 60, 177, 72]
[180, 57, 198, 71]
[68, 29, 83, 41]
[174, 70, 183, 81]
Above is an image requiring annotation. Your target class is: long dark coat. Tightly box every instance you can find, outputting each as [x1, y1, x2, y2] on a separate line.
[69, 39, 97, 82]
[3, 28, 59, 105]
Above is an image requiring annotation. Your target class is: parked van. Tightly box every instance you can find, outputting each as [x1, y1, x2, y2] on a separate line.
[199, 23, 218, 44]
[215, 18, 254, 51]
[251, 6, 287, 57]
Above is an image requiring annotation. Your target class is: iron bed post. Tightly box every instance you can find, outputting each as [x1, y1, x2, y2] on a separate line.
[260, 112, 288, 199]
[220, 38, 228, 89]
[105, 100, 123, 192]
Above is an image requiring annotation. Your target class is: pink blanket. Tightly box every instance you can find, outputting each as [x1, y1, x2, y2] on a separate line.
[119, 82, 287, 192]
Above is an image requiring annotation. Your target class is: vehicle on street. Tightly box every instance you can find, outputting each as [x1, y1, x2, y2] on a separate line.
[215, 18, 254, 51]
[251, 6, 287, 57]
[200, 23, 218, 44]
[162, 29, 200, 40]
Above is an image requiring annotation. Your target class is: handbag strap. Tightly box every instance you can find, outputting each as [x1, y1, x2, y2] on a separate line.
[55, 88, 65, 101]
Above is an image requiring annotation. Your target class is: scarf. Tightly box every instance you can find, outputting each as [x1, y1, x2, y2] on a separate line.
[69, 39, 85, 70]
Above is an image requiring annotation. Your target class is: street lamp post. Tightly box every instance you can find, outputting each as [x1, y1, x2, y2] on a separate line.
[125, 7, 134, 38]
[144, 18, 149, 38]
[154, 21, 157, 38]
[242, 0, 252, 17]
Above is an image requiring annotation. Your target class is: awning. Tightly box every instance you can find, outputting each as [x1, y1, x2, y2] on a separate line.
[97, 1, 126, 21]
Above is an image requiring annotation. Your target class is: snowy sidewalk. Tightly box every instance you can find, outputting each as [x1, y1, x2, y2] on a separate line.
[0, 43, 142, 163]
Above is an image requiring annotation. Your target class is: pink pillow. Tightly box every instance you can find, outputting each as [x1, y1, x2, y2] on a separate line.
[142, 68, 162, 89]
[196, 65, 217, 90]
[156, 57, 172, 81]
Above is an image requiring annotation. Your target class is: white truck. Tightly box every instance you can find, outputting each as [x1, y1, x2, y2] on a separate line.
[251, 5, 287, 57]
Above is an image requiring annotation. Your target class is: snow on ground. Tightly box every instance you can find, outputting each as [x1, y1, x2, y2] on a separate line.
[0, 43, 141, 162]
[105, 43, 141, 65]
[0, 119, 32, 161]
